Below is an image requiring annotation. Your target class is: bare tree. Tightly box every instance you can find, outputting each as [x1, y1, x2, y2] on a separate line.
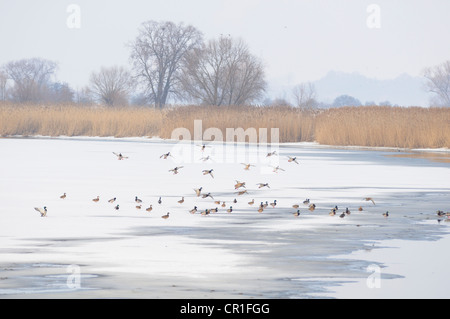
[0, 70, 8, 101]
[89, 66, 134, 106]
[292, 82, 317, 110]
[179, 36, 266, 106]
[423, 60, 450, 107]
[46, 82, 74, 104]
[129, 20, 203, 108]
[3, 57, 58, 103]
[74, 86, 95, 105]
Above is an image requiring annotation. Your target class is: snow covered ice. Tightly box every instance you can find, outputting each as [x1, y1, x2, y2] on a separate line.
[0, 136, 449, 298]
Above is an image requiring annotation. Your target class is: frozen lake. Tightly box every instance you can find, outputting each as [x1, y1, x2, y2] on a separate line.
[0, 136, 449, 298]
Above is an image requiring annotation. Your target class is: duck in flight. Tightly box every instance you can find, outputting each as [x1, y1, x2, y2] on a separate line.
[287, 156, 299, 164]
[234, 181, 246, 189]
[169, 166, 184, 175]
[272, 166, 285, 173]
[113, 152, 128, 160]
[34, 206, 47, 217]
[241, 163, 256, 170]
[194, 187, 203, 197]
[202, 169, 214, 178]
[160, 152, 173, 159]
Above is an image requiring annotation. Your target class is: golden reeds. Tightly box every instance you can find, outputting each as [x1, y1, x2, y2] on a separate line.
[314, 106, 450, 149]
[1, 103, 449, 149]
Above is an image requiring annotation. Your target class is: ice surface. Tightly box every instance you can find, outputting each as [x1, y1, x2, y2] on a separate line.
[0, 137, 449, 298]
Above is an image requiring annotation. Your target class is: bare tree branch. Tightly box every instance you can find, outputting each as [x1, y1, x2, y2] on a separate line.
[423, 60, 450, 107]
[129, 20, 203, 108]
[179, 36, 266, 106]
[89, 66, 134, 106]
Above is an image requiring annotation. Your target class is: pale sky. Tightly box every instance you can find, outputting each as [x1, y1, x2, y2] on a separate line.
[1, 0, 449, 99]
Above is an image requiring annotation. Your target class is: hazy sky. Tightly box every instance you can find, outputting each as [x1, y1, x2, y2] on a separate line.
[1, 0, 449, 98]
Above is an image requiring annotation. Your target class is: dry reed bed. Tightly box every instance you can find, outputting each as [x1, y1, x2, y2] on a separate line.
[0, 103, 449, 149]
[315, 106, 450, 149]
[0, 104, 164, 138]
[160, 105, 316, 143]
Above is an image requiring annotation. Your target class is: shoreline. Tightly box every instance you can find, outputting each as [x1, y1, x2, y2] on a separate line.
[2, 134, 449, 154]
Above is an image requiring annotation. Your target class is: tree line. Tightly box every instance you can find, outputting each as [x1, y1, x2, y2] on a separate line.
[0, 20, 449, 108]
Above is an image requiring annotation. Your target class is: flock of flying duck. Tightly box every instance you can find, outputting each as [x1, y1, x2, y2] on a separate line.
[34, 145, 448, 221]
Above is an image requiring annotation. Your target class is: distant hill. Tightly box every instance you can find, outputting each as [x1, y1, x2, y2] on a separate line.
[313, 71, 432, 107]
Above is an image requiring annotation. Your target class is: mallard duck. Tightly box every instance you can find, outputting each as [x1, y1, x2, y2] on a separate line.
[358, 206, 363, 211]
[211, 207, 219, 213]
[227, 206, 233, 213]
[202, 169, 214, 178]
[189, 206, 197, 214]
[161, 212, 170, 219]
[178, 197, 184, 204]
[437, 210, 445, 216]
[292, 204, 300, 209]
[200, 156, 212, 162]
[34, 206, 47, 217]
[135, 196, 142, 203]
[194, 187, 203, 197]
[329, 209, 336, 216]
[221, 201, 226, 208]
[272, 166, 285, 173]
[92, 196, 100, 202]
[248, 199, 255, 205]
[233, 198, 237, 204]
[60, 193, 66, 199]
[201, 209, 210, 216]
[263, 201, 269, 208]
[308, 203, 316, 211]
[158, 197, 162, 204]
[236, 190, 248, 196]
[293, 210, 300, 217]
[270, 200, 277, 208]
[364, 197, 376, 205]
[257, 183, 270, 189]
[160, 152, 172, 159]
[287, 156, 299, 164]
[197, 144, 210, 152]
[169, 166, 184, 175]
[241, 163, 256, 170]
[114, 204, 120, 211]
[202, 193, 214, 199]
[266, 151, 277, 157]
[234, 181, 246, 189]
[108, 197, 116, 203]
[383, 211, 389, 218]
[345, 207, 351, 215]
[113, 152, 128, 160]
[303, 199, 310, 205]
[136, 204, 142, 209]
[146, 205, 153, 212]
[339, 212, 345, 218]
[258, 206, 264, 213]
